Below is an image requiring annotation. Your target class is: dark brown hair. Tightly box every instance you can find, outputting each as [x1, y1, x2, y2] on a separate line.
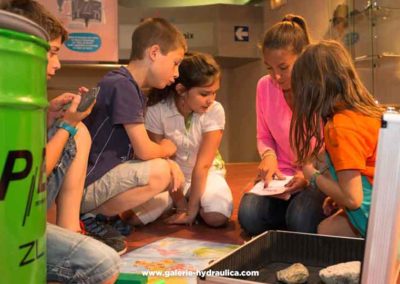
[147, 52, 220, 106]
[5, 0, 68, 42]
[262, 14, 310, 54]
[130, 17, 187, 61]
[290, 40, 384, 163]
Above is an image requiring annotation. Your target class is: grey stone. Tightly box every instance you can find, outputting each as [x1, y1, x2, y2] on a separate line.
[319, 261, 361, 284]
[276, 263, 309, 284]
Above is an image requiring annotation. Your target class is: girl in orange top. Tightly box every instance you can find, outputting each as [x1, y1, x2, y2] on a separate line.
[290, 40, 384, 237]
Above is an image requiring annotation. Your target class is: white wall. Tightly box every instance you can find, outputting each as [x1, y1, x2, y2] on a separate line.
[263, 0, 331, 39]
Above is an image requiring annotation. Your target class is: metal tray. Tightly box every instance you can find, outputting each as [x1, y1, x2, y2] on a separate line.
[198, 230, 365, 284]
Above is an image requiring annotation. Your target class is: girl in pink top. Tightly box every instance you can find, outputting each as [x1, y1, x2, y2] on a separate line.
[238, 14, 326, 236]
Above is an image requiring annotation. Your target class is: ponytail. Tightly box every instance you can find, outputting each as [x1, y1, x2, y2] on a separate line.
[262, 14, 311, 54]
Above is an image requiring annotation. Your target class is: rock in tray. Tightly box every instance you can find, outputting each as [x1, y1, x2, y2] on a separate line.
[276, 263, 309, 283]
[319, 261, 361, 284]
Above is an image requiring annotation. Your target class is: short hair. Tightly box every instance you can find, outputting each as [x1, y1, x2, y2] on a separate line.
[130, 17, 187, 61]
[4, 0, 68, 42]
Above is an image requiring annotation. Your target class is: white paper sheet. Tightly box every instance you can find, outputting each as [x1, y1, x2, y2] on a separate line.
[248, 176, 293, 200]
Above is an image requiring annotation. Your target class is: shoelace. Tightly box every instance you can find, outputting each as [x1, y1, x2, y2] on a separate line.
[96, 214, 133, 236]
[81, 215, 108, 237]
[79, 221, 87, 235]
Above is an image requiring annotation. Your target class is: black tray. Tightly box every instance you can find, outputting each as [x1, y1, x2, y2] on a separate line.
[200, 230, 365, 284]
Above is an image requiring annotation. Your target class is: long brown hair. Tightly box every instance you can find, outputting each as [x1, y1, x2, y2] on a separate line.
[147, 52, 220, 106]
[262, 14, 311, 54]
[290, 40, 384, 163]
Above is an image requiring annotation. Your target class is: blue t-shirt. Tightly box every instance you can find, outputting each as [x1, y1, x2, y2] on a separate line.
[84, 66, 147, 186]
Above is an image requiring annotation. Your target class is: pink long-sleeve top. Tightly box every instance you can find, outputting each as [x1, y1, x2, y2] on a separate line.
[256, 75, 299, 176]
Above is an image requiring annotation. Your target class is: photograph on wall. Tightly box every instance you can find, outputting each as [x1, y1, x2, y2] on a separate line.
[38, 0, 118, 62]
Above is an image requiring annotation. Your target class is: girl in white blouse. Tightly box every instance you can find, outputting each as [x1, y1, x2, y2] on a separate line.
[131, 52, 233, 227]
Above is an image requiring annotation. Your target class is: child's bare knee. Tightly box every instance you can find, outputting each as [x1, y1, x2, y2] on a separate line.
[148, 159, 170, 191]
[201, 211, 228, 228]
[317, 219, 329, 235]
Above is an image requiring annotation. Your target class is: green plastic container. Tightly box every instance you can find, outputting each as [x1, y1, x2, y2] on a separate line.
[0, 10, 49, 283]
[116, 273, 148, 284]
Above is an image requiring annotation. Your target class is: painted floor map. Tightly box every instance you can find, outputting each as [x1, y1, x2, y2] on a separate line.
[120, 238, 239, 284]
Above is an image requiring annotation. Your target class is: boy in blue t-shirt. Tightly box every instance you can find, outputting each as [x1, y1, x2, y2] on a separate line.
[81, 18, 187, 226]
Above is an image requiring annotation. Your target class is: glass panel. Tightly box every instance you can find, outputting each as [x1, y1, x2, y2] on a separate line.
[328, 0, 400, 103]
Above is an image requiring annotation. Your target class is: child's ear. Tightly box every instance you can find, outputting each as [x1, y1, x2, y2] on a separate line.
[148, 44, 160, 61]
[175, 83, 186, 95]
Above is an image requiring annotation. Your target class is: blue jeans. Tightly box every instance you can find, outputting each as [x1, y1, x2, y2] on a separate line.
[47, 124, 76, 209]
[47, 223, 120, 283]
[238, 188, 326, 236]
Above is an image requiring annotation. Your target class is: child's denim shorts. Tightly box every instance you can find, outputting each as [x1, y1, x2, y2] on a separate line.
[47, 124, 77, 209]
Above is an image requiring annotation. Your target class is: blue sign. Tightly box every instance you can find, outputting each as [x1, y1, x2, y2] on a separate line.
[234, 26, 249, 42]
[65, 33, 101, 53]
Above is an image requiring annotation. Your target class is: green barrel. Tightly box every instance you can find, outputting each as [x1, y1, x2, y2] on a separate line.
[0, 10, 49, 283]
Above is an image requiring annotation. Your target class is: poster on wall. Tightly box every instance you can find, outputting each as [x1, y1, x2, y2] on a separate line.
[38, 0, 118, 62]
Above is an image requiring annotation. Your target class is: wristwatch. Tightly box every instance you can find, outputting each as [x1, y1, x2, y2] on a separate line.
[309, 170, 321, 189]
[57, 121, 78, 137]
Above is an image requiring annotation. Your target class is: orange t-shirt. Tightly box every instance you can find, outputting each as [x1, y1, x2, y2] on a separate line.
[324, 109, 381, 185]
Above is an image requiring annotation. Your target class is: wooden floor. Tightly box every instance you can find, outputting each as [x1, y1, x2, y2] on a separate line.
[125, 163, 258, 251]
[47, 163, 259, 251]
[47, 163, 400, 283]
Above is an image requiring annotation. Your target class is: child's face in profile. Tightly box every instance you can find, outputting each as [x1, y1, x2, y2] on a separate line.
[46, 36, 62, 80]
[263, 48, 297, 92]
[149, 46, 185, 89]
[185, 78, 220, 114]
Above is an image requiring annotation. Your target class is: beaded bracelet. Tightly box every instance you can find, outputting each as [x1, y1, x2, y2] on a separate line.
[310, 170, 321, 189]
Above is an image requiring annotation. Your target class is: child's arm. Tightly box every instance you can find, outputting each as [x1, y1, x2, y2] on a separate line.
[256, 89, 281, 184]
[168, 129, 223, 225]
[46, 93, 94, 175]
[304, 164, 363, 210]
[124, 123, 176, 160]
[147, 131, 185, 192]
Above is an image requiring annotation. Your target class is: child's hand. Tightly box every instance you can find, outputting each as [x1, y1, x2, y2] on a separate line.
[165, 201, 199, 226]
[258, 153, 284, 186]
[166, 159, 185, 192]
[47, 93, 74, 127]
[164, 211, 196, 226]
[160, 139, 177, 157]
[284, 175, 308, 193]
[322, 196, 338, 216]
[78, 86, 89, 95]
[62, 93, 95, 126]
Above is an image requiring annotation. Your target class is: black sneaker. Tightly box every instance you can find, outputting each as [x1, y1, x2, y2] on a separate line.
[96, 214, 134, 236]
[80, 213, 127, 255]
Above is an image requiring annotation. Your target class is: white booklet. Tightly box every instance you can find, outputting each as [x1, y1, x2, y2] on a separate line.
[248, 176, 293, 200]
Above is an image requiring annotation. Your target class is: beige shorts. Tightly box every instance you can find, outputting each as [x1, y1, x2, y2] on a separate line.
[81, 159, 151, 213]
[133, 169, 233, 225]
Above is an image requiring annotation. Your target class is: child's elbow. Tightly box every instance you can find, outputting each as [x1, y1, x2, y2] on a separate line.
[346, 198, 362, 210]
[134, 148, 151, 160]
